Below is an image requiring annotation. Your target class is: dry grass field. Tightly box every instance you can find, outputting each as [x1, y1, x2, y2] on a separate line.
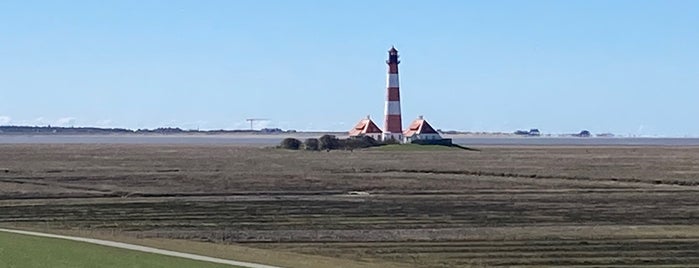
[1, 144, 698, 267]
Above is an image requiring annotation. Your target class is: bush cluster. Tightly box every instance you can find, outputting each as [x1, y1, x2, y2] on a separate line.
[319, 135, 341, 150]
[341, 136, 381, 149]
[304, 138, 319, 151]
[279, 138, 302, 150]
[279, 135, 382, 151]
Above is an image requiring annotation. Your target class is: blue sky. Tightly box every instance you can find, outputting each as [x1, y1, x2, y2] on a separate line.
[1, 1, 697, 136]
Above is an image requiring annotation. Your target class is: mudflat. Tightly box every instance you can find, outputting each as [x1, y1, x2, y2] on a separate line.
[1, 144, 698, 267]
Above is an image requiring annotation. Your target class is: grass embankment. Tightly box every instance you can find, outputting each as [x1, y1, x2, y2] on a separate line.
[372, 144, 457, 151]
[0, 231, 236, 268]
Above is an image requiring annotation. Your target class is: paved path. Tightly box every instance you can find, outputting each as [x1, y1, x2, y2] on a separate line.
[0, 228, 282, 268]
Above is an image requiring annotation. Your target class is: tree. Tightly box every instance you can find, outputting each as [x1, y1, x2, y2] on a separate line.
[304, 138, 320, 151]
[319, 135, 340, 151]
[279, 138, 302, 150]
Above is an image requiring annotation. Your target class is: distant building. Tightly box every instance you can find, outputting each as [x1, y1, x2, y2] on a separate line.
[515, 129, 541, 136]
[576, 130, 591, 137]
[348, 116, 383, 141]
[403, 116, 442, 143]
[514, 130, 530, 136]
[260, 128, 284, 133]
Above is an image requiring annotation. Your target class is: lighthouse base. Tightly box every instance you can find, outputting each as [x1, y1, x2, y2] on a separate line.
[381, 132, 404, 143]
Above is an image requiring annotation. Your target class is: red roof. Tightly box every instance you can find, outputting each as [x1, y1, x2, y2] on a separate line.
[349, 117, 383, 136]
[403, 117, 439, 137]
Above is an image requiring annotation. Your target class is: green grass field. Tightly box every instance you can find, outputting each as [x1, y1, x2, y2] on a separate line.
[0, 231, 237, 268]
[371, 143, 457, 151]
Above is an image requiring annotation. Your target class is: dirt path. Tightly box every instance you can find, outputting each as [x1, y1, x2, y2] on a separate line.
[0, 228, 282, 268]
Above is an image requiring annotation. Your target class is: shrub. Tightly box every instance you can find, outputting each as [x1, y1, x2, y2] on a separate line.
[319, 135, 340, 150]
[279, 138, 302, 150]
[358, 136, 379, 146]
[383, 137, 400, 145]
[304, 138, 320, 151]
[343, 136, 380, 150]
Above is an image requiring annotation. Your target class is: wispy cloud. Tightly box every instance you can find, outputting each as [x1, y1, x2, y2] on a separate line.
[0, 115, 11, 125]
[55, 117, 77, 127]
[231, 121, 248, 129]
[179, 120, 208, 130]
[33, 117, 47, 126]
[637, 124, 645, 134]
[7, 116, 79, 127]
[232, 119, 273, 130]
[95, 119, 113, 127]
[255, 120, 272, 129]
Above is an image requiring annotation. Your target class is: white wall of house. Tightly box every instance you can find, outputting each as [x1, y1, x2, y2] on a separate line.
[404, 133, 442, 143]
[366, 133, 382, 140]
[382, 132, 403, 143]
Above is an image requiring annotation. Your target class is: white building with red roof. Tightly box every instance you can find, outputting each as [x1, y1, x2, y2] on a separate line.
[348, 116, 383, 141]
[403, 116, 442, 143]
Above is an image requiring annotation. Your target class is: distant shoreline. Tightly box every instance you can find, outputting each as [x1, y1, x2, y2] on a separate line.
[1, 125, 692, 139]
[2, 134, 699, 146]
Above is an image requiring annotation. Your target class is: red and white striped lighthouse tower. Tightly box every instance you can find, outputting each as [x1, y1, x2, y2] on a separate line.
[382, 46, 403, 142]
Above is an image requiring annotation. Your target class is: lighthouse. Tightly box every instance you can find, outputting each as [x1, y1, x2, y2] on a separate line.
[382, 46, 403, 142]
[349, 46, 448, 145]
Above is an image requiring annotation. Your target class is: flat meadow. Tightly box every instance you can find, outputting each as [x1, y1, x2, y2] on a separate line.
[1, 144, 698, 267]
[0, 231, 236, 268]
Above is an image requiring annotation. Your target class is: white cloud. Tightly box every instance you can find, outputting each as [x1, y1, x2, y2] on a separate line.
[637, 125, 645, 134]
[233, 119, 272, 130]
[179, 120, 208, 130]
[34, 117, 47, 125]
[55, 117, 77, 127]
[0, 116, 11, 125]
[255, 120, 272, 129]
[95, 119, 113, 127]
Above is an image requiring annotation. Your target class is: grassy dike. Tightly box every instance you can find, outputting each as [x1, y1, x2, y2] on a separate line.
[0, 231, 237, 268]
